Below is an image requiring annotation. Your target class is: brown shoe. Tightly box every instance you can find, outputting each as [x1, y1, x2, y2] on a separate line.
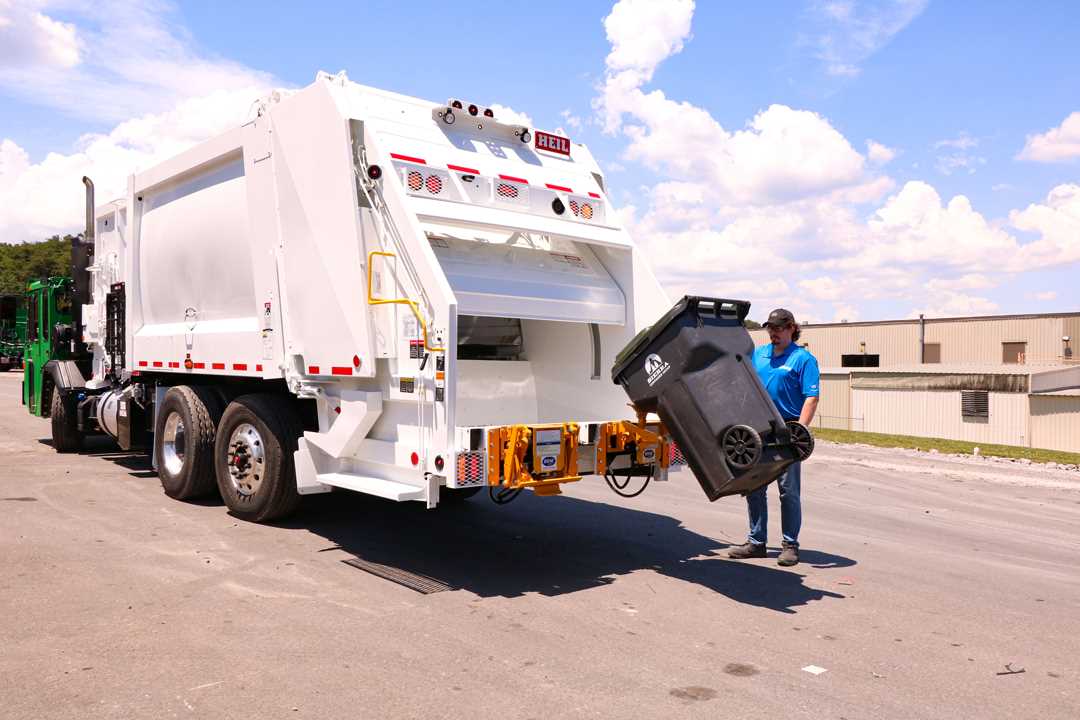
[727, 542, 767, 559]
[777, 542, 799, 567]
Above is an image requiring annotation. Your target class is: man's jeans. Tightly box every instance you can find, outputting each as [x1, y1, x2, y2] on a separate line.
[746, 461, 801, 547]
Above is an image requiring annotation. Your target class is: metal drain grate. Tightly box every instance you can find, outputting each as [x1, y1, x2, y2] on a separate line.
[342, 557, 455, 594]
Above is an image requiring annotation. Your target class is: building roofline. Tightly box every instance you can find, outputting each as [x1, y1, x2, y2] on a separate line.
[770, 310, 1080, 329]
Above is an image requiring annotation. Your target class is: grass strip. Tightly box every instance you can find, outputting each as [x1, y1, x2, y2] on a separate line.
[812, 427, 1080, 466]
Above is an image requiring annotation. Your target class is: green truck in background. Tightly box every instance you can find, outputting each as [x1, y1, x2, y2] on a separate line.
[22, 276, 87, 418]
[0, 294, 26, 372]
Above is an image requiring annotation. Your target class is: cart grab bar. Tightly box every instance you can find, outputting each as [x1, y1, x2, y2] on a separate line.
[367, 250, 445, 353]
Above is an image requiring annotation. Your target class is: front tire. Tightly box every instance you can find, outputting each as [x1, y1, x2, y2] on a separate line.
[50, 390, 82, 453]
[155, 386, 223, 500]
[214, 394, 302, 523]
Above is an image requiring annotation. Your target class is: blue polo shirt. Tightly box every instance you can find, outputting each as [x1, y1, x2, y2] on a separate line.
[753, 343, 820, 420]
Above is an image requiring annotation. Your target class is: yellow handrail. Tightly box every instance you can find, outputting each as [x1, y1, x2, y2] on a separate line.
[367, 250, 445, 353]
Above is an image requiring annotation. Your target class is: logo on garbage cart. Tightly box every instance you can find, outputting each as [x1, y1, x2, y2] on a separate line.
[644, 353, 670, 386]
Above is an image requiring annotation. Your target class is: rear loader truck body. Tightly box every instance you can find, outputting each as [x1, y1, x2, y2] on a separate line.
[38, 71, 808, 523]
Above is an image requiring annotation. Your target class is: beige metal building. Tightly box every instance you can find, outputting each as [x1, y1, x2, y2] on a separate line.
[748, 312, 1080, 453]
[749, 311, 1080, 368]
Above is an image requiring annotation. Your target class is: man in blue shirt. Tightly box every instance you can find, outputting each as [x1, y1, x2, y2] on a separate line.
[727, 308, 819, 567]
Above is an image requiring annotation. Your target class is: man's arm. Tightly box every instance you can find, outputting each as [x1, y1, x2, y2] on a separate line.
[799, 396, 819, 426]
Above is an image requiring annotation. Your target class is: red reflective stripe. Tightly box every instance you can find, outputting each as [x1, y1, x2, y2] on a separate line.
[233, 363, 247, 371]
[168, 361, 179, 368]
[193, 362, 206, 369]
[588, 191, 601, 198]
[499, 174, 528, 184]
[131, 370, 141, 377]
[308, 365, 320, 374]
[390, 153, 426, 164]
[138, 361, 147, 367]
[152, 361, 163, 368]
[331, 366, 352, 376]
[212, 362, 225, 370]
[256, 364, 263, 372]
[448, 164, 480, 174]
[545, 183, 573, 192]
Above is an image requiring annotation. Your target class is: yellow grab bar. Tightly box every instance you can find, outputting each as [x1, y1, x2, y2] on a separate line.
[367, 251, 445, 353]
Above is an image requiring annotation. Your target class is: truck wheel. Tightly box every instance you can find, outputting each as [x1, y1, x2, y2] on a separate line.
[50, 390, 83, 453]
[214, 394, 302, 523]
[155, 386, 223, 500]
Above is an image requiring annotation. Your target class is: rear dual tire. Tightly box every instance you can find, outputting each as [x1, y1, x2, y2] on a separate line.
[214, 394, 301, 523]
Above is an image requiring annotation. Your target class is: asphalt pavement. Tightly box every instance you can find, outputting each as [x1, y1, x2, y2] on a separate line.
[1, 372, 1078, 719]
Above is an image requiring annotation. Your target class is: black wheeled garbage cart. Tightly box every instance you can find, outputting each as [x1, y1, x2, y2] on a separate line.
[612, 296, 813, 501]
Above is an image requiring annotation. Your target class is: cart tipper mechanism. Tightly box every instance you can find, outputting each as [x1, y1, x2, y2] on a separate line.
[33, 71, 810, 522]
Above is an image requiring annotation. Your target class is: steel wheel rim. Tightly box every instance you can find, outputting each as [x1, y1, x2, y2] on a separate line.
[161, 412, 186, 476]
[227, 422, 266, 497]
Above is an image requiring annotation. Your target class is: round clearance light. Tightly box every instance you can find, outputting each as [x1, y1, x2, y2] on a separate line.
[434, 455, 445, 472]
[451, 100, 463, 109]
[425, 174, 443, 194]
[581, 203, 594, 220]
[468, 104, 479, 116]
[520, 130, 531, 144]
[367, 164, 382, 180]
[407, 171, 423, 191]
[442, 109, 456, 125]
[483, 108, 494, 118]
[551, 198, 566, 215]
[410, 451, 420, 466]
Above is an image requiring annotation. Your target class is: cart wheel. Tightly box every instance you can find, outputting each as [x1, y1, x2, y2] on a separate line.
[721, 424, 762, 470]
[785, 420, 815, 461]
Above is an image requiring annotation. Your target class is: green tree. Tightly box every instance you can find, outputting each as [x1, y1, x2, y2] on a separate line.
[0, 236, 73, 294]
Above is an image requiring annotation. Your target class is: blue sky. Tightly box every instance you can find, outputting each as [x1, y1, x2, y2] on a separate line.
[1, 0, 1078, 323]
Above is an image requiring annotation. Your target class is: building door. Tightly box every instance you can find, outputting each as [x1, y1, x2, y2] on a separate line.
[1002, 342, 1026, 364]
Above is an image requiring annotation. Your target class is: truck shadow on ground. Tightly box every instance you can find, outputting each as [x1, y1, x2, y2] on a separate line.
[43, 434, 853, 612]
[291, 490, 853, 614]
[39, 436, 158, 479]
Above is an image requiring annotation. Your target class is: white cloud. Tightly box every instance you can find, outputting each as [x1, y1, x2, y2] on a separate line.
[560, 109, 583, 132]
[0, 0, 80, 68]
[590, 1, 1080, 323]
[935, 154, 985, 175]
[806, 0, 929, 77]
[1, 88, 266, 243]
[934, 132, 978, 150]
[603, 0, 694, 78]
[866, 140, 896, 165]
[1018, 111, 1080, 163]
[0, 1, 277, 243]
[0, 1, 274, 124]
[486, 104, 533, 128]
[831, 303, 860, 323]
[909, 290, 999, 319]
[1029, 291, 1057, 302]
[1008, 183, 1080, 269]
[933, 133, 984, 175]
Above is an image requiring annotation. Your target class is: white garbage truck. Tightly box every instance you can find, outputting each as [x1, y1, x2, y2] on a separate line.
[45, 72, 807, 523]
[50, 73, 812, 520]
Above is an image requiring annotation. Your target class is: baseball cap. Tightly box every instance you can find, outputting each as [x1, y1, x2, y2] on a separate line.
[764, 308, 796, 328]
